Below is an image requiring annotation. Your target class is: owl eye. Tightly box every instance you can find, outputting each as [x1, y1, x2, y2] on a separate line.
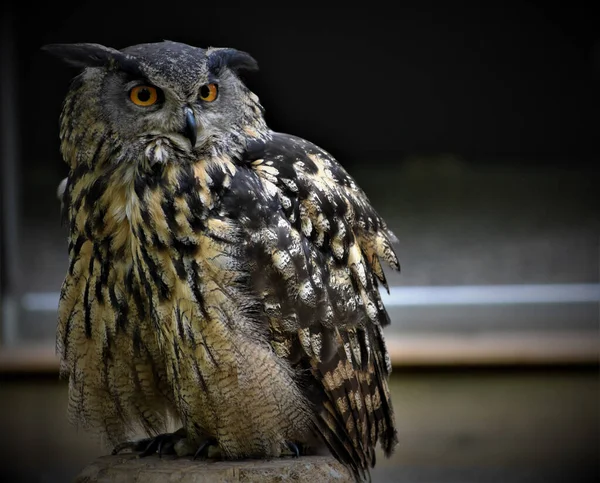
[199, 83, 218, 102]
[129, 85, 159, 107]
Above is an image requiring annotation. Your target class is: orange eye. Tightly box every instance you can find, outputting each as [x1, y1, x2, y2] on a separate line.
[199, 83, 218, 102]
[129, 85, 159, 106]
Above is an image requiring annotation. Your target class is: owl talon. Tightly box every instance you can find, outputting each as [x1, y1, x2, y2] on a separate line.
[157, 437, 176, 457]
[139, 436, 161, 457]
[112, 428, 186, 457]
[285, 441, 300, 458]
[112, 438, 151, 455]
[193, 437, 218, 460]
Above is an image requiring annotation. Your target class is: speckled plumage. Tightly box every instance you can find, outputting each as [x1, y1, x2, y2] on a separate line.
[46, 40, 399, 481]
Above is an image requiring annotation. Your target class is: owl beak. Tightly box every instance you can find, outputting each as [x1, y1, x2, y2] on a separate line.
[182, 106, 197, 148]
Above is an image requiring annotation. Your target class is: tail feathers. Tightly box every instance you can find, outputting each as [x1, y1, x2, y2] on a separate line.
[309, 326, 397, 481]
[314, 400, 369, 482]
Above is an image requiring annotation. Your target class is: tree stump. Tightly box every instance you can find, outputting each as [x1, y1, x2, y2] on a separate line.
[75, 454, 354, 482]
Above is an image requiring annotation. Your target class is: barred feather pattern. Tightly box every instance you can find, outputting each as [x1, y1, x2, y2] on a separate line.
[58, 145, 314, 458]
[56, 64, 398, 481]
[245, 133, 399, 479]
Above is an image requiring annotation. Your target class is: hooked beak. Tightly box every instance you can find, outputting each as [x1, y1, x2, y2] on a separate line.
[182, 106, 197, 148]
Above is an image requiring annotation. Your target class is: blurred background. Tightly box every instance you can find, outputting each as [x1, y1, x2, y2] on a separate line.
[1, 2, 598, 482]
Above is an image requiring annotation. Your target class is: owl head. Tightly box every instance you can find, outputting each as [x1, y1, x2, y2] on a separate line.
[44, 41, 266, 170]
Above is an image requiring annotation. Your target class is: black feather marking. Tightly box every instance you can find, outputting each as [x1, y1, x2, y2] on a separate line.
[170, 361, 180, 387]
[357, 329, 370, 371]
[161, 194, 180, 236]
[334, 195, 349, 219]
[186, 193, 205, 231]
[204, 162, 227, 190]
[139, 244, 170, 301]
[128, 265, 147, 321]
[151, 233, 168, 251]
[192, 358, 209, 394]
[94, 246, 106, 305]
[175, 305, 186, 342]
[132, 324, 142, 355]
[59, 279, 70, 302]
[134, 174, 150, 200]
[83, 276, 92, 339]
[108, 283, 128, 332]
[176, 164, 197, 193]
[203, 339, 219, 370]
[300, 155, 318, 175]
[135, 226, 146, 244]
[135, 256, 154, 320]
[61, 304, 78, 360]
[83, 217, 94, 240]
[124, 266, 134, 293]
[72, 186, 88, 215]
[140, 200, 152, 227]
[172, 254, 186, 280]
[185, 325, 197, 350]
[69, 236, 86, 275]
[93, 206, 107, 234]
[89, 137, 107, 169]
[173, 339, 182, 363]
[244, 138, 267, 162]
[193, 324, 219, 369]
[172, 238, 199, 257]
[190, 261, 210, 320]
[319, 327, 338, 364]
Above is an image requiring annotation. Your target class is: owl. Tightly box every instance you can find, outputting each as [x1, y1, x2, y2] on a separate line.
[44, 41, 399, 481]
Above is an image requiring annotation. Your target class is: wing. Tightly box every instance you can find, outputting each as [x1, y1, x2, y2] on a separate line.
[239, 132, 400, 478]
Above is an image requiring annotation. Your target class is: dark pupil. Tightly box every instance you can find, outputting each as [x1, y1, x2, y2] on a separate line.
[200, 85, 210, 98]
[137, 88, 151, 102]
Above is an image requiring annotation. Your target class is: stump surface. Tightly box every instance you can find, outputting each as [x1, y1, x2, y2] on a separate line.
[75, 454, 354, 482]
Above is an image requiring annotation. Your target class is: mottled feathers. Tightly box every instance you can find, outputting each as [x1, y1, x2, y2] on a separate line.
[48, 40, 399, 482]
[243, 133, 399, 478]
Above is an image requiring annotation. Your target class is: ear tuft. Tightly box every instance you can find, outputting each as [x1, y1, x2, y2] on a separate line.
[41, 43, 121, 68]
[42, 43, 145, 77]
[207, 48, 259, 76]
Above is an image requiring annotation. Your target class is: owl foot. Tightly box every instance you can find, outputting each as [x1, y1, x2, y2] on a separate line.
[193, 437, 219, 460]
[284, 440, 301, 458]
[112, 427, 187, 458]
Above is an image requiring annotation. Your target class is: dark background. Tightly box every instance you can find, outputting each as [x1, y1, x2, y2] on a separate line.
[6, 2, 598, 170]
[1, 3, 598, 483]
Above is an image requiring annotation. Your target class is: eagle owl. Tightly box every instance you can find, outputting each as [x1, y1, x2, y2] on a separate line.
[45, 41, 400, 481]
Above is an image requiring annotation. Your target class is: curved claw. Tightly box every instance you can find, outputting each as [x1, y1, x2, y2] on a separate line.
[286, 441, 300, 458]
[193, 438, 218, 460]
[112, 438, 153, 455]
[157, 437, 175, 458]
[139, 437, 160, 457]
[112, 429, 185, 457]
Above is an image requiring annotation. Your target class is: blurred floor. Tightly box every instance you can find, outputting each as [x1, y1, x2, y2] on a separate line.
[372, 368, 599, 483]
[0, 368, 597, 483]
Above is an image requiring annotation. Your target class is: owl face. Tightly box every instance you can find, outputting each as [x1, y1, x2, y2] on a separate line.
[45, 41, 264, 169]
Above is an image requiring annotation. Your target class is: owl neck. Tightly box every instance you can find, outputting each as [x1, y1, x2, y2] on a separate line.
[65, 151, 238, 261]
[61, 85, 266, 255]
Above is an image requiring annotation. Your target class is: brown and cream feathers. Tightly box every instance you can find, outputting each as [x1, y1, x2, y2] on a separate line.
[46, 40, 399, 481]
